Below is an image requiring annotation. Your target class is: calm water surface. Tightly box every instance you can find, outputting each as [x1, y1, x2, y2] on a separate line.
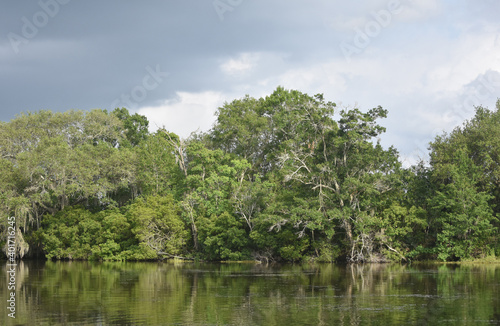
[1, 261, 499, 325]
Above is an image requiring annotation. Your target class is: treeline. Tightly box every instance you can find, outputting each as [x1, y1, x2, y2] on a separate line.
[1, 87, 499, 262]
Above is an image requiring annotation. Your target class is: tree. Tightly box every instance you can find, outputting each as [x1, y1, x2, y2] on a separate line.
[426, 102, 500, 260]
[209, 87, 404, 262]
[429, 144, 498, 261]
[5, 89, 498, 263]
[273, 103, 401, 262]
[0, 109, 138, 258]
[135, 130, 184, 197]
[180, 139, 253, 259]
[126, 195, 188, 258]
[113, 108, 149, 147]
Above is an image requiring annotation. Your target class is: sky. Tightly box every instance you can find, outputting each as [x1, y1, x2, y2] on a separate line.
[2, 0, 500, 166]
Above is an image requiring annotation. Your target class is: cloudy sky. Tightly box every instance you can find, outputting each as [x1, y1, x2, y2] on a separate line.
[2, 0, 500, 165]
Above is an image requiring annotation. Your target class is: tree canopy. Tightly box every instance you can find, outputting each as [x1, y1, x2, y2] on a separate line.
[1, 89, 499, 262]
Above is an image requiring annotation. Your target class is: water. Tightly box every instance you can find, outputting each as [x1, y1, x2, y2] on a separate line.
[1, 261, 499, 325]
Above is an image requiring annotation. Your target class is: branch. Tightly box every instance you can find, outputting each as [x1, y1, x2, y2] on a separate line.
[157, 252, 196, 260]
[384, 243, 407, 262]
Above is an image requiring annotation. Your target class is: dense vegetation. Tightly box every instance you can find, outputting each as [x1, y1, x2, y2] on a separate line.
[1, 87, 499, 262]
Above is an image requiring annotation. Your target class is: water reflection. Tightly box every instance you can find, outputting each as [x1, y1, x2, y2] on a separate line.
[1, 261, 499, 325]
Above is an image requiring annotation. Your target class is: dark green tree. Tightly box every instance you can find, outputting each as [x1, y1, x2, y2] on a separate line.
[113, 107, 149, 147]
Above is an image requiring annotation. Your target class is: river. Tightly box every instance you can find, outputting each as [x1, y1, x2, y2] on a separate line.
[1, 261, 499, 325]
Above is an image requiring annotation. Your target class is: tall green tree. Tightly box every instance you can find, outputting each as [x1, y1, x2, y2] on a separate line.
[113, 108, 149, 147]
[429, 148, 496, 260]
[0, 109, 138, 258]
[210, 87, 403, 262]
[428, 103, 500, 260]
[126, 195, 188, 259]
[135, 130, 184, 197]
[180, 139, 254, 259]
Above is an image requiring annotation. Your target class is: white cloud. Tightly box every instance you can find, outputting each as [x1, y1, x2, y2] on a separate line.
[326, 15, 369, 32]
[396, 0, 443, 23]
[243, 19, 499, 167]
[220, 52, 260, 76]
[423, 33, 500, 93]
[137, 91, 226, 138]
[132, 1, 500, 165]
[324, 0, 442, 33]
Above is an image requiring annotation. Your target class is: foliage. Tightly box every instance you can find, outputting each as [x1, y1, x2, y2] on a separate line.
[135, 130, 185, 197]
[1, 92, 499, 262]
[198, 212, 250, 261]
[126, 195, 188, 258]
[112, 107, 149, 147]
[428, 108, 500, 261]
